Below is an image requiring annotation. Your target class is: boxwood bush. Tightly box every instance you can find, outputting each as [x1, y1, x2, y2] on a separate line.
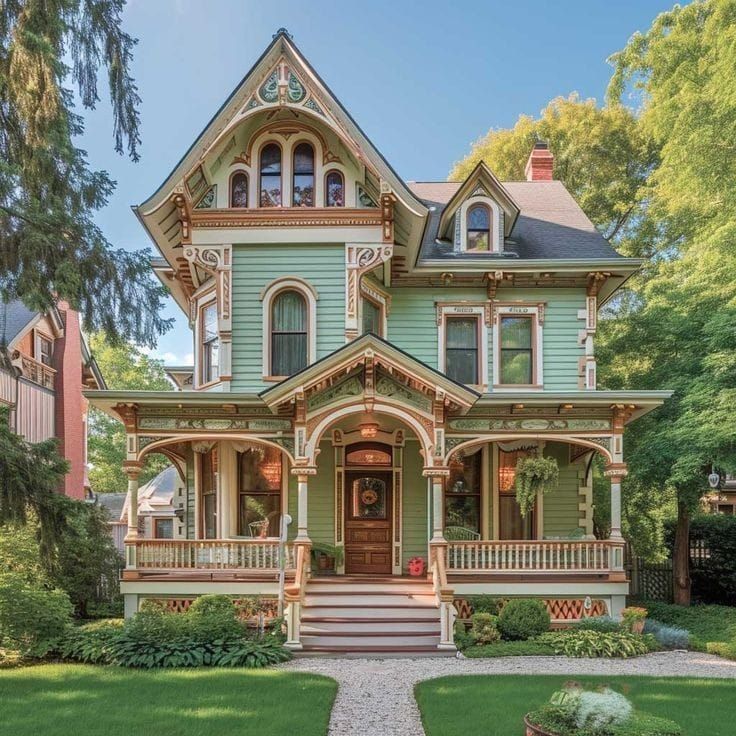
[470, 612, 500, 645]
[497, 598, 550, 640]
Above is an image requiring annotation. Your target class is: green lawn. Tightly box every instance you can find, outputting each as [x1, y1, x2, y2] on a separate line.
[642, 600, 736, 651]
[0, 664, 337, 736]
[416, 675, 736, 736]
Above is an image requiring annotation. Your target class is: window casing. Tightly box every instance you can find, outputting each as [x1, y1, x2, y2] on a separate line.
[271, 290, 308, 377]
[499, 316, 533, 385]
[445, 316, 479, 385]
[259, 143, 282, 207]
[292, 142, 315, 207]
[229, 171, 248, 208]
[238, 447, 283, 537]
[36, 333, 53, 366]
[200, 449, 218, 539]
[325, 170, 345, 207]
[466, 204, 491, 253]
[200, 302, 220, 385]
[445, 451, 481, 537]
[154, 518, 174, 539]
[361, 296, 382, 337]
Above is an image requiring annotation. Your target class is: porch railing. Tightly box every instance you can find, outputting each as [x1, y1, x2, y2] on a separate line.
[132, 539, 296, 571]
[446, 540, 625, 573]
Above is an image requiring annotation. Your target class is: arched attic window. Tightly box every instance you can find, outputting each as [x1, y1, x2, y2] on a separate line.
[466, 204, 491, 252]
[271, 290, 308, 377]
[292, 142, 315, 207]
[229, 171, 248, 208]
[325, 170, 345, 207]
[260, 143, 282, 207]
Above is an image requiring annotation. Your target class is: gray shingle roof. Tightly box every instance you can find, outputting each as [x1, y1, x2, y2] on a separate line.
[408, 180, 623, 262]
[0, 300, 38, 346]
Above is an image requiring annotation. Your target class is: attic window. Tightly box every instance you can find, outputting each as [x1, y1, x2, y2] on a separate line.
[466, 204, 491, 252]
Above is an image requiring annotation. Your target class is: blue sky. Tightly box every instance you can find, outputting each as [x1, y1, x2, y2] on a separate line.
[80, 0, 676, 364]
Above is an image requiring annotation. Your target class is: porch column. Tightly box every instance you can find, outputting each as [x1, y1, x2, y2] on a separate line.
[424, 468, 450, 543]
[292, 468, 316, 543]
[123, 461, 142, 570]
[605, 463, 627, 541]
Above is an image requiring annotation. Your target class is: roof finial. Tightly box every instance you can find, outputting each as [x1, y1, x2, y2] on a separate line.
[273, 27, 293, 40]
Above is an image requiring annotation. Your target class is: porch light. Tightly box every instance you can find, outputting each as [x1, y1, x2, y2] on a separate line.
[359, 421, 380, 439]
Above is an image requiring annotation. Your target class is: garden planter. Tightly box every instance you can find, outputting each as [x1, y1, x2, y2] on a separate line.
[524, 715, 558, 736]
[631, 620, 645, 634]
[408, 557, 426, 576]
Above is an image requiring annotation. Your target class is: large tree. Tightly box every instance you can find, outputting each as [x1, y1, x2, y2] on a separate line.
[88, 333, 172, 493]
[0, 0, 171, 346]
[604, 0, 736, 604]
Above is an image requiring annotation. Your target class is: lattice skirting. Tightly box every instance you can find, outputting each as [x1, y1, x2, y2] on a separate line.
[147, 596, 279, 619]
[454, 597, 608, 622]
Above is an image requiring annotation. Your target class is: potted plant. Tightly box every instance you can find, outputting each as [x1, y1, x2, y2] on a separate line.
[524, 682, 681, 736]
[515, 452, 559, 517]
[621, 606, 648, 634]
[408, 556, 426, 576]
[310, 543, 343, 575]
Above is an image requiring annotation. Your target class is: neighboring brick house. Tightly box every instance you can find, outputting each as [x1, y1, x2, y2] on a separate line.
[0, 299, 105, 500]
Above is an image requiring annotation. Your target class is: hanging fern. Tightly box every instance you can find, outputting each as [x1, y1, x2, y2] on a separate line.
[514, 454, 559, 517]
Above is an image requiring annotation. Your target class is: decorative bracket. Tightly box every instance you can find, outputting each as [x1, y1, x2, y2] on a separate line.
[345, 243, 393, 341]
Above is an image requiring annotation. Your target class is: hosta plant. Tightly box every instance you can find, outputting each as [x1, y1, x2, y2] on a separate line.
[538, 629, 653, 658]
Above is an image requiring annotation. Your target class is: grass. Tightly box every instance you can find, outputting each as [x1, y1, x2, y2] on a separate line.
[416, 675, 736, 736]
[0, 664, 337, 736]
[641, 600, 736, 652]
[463, 639, 555, 657]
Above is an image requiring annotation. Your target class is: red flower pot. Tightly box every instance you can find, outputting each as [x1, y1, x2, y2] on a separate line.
[408, 557, 426, 576]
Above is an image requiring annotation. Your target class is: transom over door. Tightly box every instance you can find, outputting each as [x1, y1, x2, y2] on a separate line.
[344, 470, 392, 575]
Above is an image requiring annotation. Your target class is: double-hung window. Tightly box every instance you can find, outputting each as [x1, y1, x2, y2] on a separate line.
[499, 316, 533, 385]
[271, 290, 308, 377]
[201, 302, 219, 384]
[445, 316, 479, 385]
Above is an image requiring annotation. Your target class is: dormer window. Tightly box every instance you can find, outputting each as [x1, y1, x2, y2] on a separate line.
[292, 142, 314, 207]
[230, 171, 248, 208]
[466, 204, 491, 252]
[260, 143, 282, 207]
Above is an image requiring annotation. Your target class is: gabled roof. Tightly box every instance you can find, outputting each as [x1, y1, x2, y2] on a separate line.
[260, 332, 479, 412]
[410, 180, 628, 263]
[0, 300, 38, 347]
[437, 161, 520, 240]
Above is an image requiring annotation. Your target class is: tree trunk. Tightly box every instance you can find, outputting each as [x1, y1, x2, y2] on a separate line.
[673, 500, 691, 606]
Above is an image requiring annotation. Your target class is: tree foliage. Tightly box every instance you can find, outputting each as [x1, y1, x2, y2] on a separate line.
[88, 333, 172, 493]
[0, 0, 171, 346]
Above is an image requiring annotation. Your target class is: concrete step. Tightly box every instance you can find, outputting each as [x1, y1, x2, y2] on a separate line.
[304, 593, 437, 607]
[301, 605, 440, 619]
[300, 619, 441, 634]
[300, 632, 442, 648]
[296, 645, 456, 658]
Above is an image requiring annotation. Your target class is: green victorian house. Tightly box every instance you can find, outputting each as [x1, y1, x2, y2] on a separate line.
[88, 30, 670, 655]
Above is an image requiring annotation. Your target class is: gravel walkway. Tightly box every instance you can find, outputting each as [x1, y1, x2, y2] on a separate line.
[279, 652, 736, 736]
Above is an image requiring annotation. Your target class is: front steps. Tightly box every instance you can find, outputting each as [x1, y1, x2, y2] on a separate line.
[294, 577, 455, 657]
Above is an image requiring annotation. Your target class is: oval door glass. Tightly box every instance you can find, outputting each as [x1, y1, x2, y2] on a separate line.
[351, 476, 387, 519]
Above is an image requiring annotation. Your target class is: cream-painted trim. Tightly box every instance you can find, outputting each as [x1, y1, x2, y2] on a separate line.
[492, 444, 499, 540]
[492, 303, 544, 390]
[437, 303, 489, 391]
[194, 288, 220, 390]
[261, 277, 318, 379]
[481, 444, 490, 540]
[358, 286, 388, 338]
[459, 195, 502, 253]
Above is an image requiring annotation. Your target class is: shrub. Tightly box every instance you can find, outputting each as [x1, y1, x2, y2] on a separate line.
[538, 629, 652, 658]
[706, 641, 736, 660]
[454, 621, 474, 651]
[572, 615, 622, 633]
[463, 639, 555, 658]
[56, 619, 124, 664]
[470, 613, 500, 645]
[188, 594, 235, 617]
[643, 619, 689, 650]
[497, 598, 550, 640]
[464, 595, 503, 615]
[0, 573, 73, 657]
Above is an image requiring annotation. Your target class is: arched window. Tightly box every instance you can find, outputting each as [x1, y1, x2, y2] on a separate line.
[259, 143, 282, 207]
[466, 204, 491, 252]
[292, 142, 315, 207]
[229, 171, 248, 208]
[271, 290, 307, 376]
[325, 170, 345, 207]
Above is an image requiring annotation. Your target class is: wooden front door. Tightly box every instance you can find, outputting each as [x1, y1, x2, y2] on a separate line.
[344, 470, 392, 575]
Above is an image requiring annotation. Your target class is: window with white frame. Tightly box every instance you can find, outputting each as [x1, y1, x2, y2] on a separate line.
[492, 305, 544, 388]
[200, 302, 219, 384]
[437, 304, 489, 388]
[457, 196, 502, 253]
[35, 332, 53, 366]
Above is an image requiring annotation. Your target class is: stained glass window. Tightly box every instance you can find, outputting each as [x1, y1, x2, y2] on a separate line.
[445, 316, 479, 384]
[466, 204, 491, 252]
[351, 477, 388, 519]
[325, 170, 345, 207]
[260, 143, 282, 207]
[292, 142, 314, 207]
[271, 290, 307, 376]
[500, 316, 533, 384]
[230, 172, 248, 208]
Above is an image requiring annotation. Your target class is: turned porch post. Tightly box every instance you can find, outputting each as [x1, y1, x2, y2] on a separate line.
[292, 468, 316, 543]
[605, 463, 628, 541]
[424, 468, 450, 544]
[123, 461, 142, 569]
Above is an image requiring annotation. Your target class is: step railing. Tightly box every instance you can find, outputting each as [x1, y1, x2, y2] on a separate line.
[284, 541, 310, 650]
[131, 539, 295, 571]
[446, 540, 625, 573]
[430, 543, 456, 649]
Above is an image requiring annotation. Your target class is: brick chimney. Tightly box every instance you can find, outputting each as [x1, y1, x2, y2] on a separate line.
[525, 140, 554, 181]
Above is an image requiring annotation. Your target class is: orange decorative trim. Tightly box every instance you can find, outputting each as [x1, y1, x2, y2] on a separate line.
[191, 207, 381, 229]
[453, 597, 608, 622]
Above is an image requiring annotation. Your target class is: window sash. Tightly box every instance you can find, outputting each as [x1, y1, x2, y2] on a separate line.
[445, 317, 479, 384]
[499, 316, 534, 384]
[325, 172, 344, 207]
[230, 173, 248, 207]
[361, 297, 382, 336]
[271, 332, 307, 376]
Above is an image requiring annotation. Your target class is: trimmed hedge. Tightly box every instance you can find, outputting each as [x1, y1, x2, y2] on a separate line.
[497, 598, 550, 640]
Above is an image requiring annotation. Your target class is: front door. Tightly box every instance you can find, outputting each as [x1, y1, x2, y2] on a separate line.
[344, 470, 392, 575]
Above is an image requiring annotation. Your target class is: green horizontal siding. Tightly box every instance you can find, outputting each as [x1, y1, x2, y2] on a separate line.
[542, 442, 583, 538]
[231, 244, 345, 392]
[401, 441, 428, 569]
